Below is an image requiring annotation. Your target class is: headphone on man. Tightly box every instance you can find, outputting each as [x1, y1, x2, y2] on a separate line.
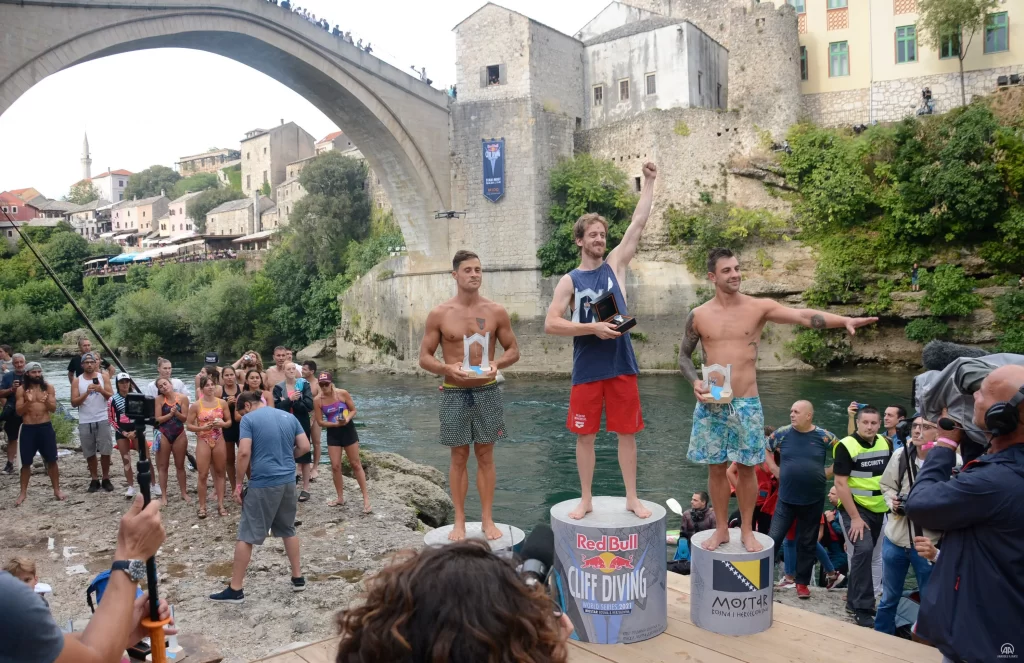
[984, 384, 1024, 437]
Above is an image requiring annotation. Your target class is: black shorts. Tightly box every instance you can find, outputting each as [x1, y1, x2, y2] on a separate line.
[295, 451, 312, 465]
[4, 416, 22, 441]
[327, 422, 359, 448]
[20, 422, 58, 465]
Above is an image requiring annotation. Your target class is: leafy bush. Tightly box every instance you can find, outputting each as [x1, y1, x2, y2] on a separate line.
[171, 172, 219, 199]
[802, 234, 875, 308]
[905, 317, 950, 344]
[51, 411, 76, 448]
[863, 278, 896, 316]
[997, 326, 1024, 353]
[993, 289, 1024, 353]
[666, 202, 787, 274]
[110, 291, 189, 356]
[85, 281, 134, 320]
[786, 329, 852, 368]
[537, 154, 638, 277]
[185, 273, 258, 355]
[920, 265, 982, 316]
[0, 304, 42, 344]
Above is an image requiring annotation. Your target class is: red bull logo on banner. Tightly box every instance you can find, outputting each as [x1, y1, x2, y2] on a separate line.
[576, 533, 638, 552]
[567, 534, 648, 610]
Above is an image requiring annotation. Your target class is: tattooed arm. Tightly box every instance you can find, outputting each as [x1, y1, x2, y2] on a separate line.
[679, 309, 710, 401]
[763, 300, 878, 335]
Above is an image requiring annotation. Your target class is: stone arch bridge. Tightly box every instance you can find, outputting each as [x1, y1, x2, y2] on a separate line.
[0, 0, 452, 266]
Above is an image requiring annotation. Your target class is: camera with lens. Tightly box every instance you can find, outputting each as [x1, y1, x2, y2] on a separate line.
[892, 494, 909, 516]
[124, 393, 155, 421]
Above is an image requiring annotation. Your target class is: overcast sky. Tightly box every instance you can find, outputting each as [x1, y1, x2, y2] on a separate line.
[0, 0, 607, 201]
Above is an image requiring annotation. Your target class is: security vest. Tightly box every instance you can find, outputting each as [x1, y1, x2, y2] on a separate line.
[836, 434, 891, 513]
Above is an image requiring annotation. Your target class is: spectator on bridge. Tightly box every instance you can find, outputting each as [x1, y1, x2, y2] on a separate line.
[280, 0, 290, 9]
[332, 25, 340, 36]
[364, 43, 372, 54]
[356, 38, 363, 48]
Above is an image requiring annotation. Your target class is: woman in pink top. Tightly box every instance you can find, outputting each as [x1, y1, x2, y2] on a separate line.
[186, 375, 231, 518]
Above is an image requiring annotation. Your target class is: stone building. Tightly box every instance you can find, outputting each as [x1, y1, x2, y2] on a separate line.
[67, 198, 112, 239]
[0, 190, 39, 221]
[176, 148, 242, 175]
[160, 191, 201, 237]
[758, 0, 1022, 126]
[205, 196, 274, 237]
[91, 169, 132, 203]
[35, 199, 77, 220]
[110, 194, 168, 236]
[240, 121, 316, 199]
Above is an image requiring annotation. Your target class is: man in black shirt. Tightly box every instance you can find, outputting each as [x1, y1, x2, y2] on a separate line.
[67, 338, 111, 383]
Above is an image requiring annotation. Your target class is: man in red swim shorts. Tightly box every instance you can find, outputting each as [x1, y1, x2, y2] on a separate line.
[544, 162, 657, 520]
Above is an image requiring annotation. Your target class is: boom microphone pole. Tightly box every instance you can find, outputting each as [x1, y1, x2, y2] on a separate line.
[0, 210, 141, 393]
[133, 414, 170, 663]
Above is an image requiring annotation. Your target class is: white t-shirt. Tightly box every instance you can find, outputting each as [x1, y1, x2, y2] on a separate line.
[143, 378, 188, 399]
[77, 373, 109, 424]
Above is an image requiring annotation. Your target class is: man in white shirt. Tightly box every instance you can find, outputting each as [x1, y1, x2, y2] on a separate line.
[70, 352, 113, 493]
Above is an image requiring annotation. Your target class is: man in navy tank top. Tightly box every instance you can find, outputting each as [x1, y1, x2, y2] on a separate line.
[679, 247, 877, 552]
[419, 250, 521, 541]
[544, 162, 657, 520]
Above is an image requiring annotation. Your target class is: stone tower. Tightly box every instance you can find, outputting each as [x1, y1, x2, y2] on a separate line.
[81, 132, 92, 181]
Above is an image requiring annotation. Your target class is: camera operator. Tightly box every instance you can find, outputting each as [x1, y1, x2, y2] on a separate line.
[0, 495, 175, 663]
[905, 365, 1024, 663]
[874, 414, 960, 635]
[335, 539, 573, 662]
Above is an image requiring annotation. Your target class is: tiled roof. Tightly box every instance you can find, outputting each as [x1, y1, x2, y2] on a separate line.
[36, 199, 78, 212]
[170, 191, 204, 205]
[317, 131, 344, 144]
[93, 169, 133, 178]
[68, 199, 113, 213]
[111, 194, 166, 210]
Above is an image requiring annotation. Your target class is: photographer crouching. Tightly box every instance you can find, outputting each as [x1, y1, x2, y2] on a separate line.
[335, 539, 574, 663]
[905, 365, 1024, 663]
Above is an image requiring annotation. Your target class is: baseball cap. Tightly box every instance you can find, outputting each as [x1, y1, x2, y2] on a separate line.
[317, 371, 333, 383]
[81, 352, 99, 362]
[205, 352, 219, 365]
[24, 361, 42, 372]
[116, 372, 131, 382]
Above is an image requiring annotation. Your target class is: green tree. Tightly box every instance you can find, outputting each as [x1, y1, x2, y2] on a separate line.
[916, 0, 999, 107]
[170, 172, 220, 199]
[288, 152, 371, 275]
[260, 181, 272, 196]
[187, 188, 245, 234]
[537, 154, 638, 276]
[42, 231, 89, 291]
[123, 165, 181, 200]
[185, 273, 257, 354]
[905, 317, 951, 343]
[920, 264, 983, 316]
[222, 164, 242, 192]
[65, 180, 100, 205]
[110, 290, 189, 356]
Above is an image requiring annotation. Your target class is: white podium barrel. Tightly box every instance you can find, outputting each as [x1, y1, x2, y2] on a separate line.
[550, 497, 667, 644]
[690, 529, 774, 635]
[423, 522, 525, 555]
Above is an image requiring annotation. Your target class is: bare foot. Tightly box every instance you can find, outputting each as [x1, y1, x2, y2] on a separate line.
[482, 520, 503, 540]
[568, 498, 593, 520]
[15, 493, 27, 507]
[701, 529, 730, 551]
[53, 490, 66, 501]
[448, 521, 466, 541]
[160, 496, 168, 506]
[740, 530, 763, 552]
[310, 469, 319, 481]
[328, 498, 344, 507]
[626, 498, 652, 519]
[181, 494, 191, 504]
[362, 497, 372, 514]
[218, 506, 228, 517]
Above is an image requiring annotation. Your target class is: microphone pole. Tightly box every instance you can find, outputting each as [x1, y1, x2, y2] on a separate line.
[133, 416, 170, 663]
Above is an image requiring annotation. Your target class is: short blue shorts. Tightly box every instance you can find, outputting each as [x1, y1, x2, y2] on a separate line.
[686, 396, 766, 466]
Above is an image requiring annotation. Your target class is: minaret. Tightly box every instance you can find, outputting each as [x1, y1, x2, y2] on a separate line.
[81, 133, 93, 181]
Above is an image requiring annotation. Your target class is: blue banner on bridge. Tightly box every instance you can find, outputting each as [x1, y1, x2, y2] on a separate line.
[482, 138, 505, 203]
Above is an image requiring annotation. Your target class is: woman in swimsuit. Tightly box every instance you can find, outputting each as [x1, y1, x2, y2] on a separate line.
[187, 375, 231, 518]
[220, 366, 241, 493]
[314, 372, 371, 513]
[239, 369, 274, 412]
[154, 377, 190, 505]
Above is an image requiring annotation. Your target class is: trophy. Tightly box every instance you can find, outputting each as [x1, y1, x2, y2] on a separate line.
[700, 363, 733, 405]
[590, 291, 637, 333]
[462, 332, 490, 376]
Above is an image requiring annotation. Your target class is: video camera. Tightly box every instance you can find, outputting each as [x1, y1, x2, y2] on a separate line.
[124, 392, 156, 422]
[915, 341, 1024, 463]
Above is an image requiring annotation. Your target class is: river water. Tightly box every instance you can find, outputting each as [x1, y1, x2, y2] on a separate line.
[32, 355, 912, 530]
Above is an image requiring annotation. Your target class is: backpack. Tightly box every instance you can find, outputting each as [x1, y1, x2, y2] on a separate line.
[86, 570, 142, 612]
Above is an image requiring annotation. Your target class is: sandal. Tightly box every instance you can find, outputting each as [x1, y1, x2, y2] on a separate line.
[218, 507, 228, 517]
[198, 508, 207, 519]
[298, 491, 310, 502]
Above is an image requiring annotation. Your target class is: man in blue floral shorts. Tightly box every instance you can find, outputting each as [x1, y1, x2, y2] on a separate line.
[679, 248, 877, 552]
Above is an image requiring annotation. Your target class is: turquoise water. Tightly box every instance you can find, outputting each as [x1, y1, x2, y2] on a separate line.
[34, 356, 911, 530]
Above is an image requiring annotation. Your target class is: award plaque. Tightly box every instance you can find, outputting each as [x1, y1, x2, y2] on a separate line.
[590, 291, 637, 333]
[462, 332, 490, 376]
[700, 363, 733, 405]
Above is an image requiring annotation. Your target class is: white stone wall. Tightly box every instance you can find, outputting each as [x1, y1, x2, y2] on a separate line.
[242, 133, 272, 197]
[207, 207, 252, 236]
[871, 65, 1024, 123]
[454, 5, 532, 102]
[575, 1, 657, 42]
[528, 21, 584, 119]
[241, 124, 315, 200]
[800, 88, 870, 126]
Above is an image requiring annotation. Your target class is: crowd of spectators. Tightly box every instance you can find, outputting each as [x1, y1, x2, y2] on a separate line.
[83, 250, 238, 277]
[264, 0, 373, 54]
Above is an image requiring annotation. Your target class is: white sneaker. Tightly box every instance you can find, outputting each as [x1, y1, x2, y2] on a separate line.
[152, 484, 163, 497]
[124, 486, 136, 499]
[776, 577, 795, 590]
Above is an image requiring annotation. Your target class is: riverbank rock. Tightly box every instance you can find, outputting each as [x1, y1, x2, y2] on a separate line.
[61, 328, 89, 345]
[38, 344, 83, 358]
[371, 452, 447, 489]
[297, 337, 336, 360]
[377, 468, 453, 528]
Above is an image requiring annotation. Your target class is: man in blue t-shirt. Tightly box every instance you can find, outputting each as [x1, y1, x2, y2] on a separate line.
[210, 391, 310, 603]
[764, 400, 838, 599]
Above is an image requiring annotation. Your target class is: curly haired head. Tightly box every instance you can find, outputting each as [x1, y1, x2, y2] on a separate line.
[336, 539, 569, 663]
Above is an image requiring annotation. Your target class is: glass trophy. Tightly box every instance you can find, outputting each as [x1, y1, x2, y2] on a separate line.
[462, 332, 490, 376]
[700, 363, 733, 404]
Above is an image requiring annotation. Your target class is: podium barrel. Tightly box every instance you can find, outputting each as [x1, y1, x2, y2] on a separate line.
[690, 528, 774, 635]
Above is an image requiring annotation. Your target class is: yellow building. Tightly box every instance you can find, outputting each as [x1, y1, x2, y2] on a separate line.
[766, 0, 1022, 125]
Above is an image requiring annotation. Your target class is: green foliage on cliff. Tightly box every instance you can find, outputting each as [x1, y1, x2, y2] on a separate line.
[537, 154, 638, 276]
[920, 265, 983, 316]
[124, 165, 180, 201]
[905, 318, 950, 344]
[666, 202, 787, 274]
[170, 172, 220, 199]
[786, 329, 852, 368]
[994, 289, 1024, 353]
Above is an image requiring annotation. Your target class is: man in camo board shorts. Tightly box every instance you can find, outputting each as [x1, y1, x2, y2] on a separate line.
[418, 250, 520, 542]
[678, 247, 877, 553]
